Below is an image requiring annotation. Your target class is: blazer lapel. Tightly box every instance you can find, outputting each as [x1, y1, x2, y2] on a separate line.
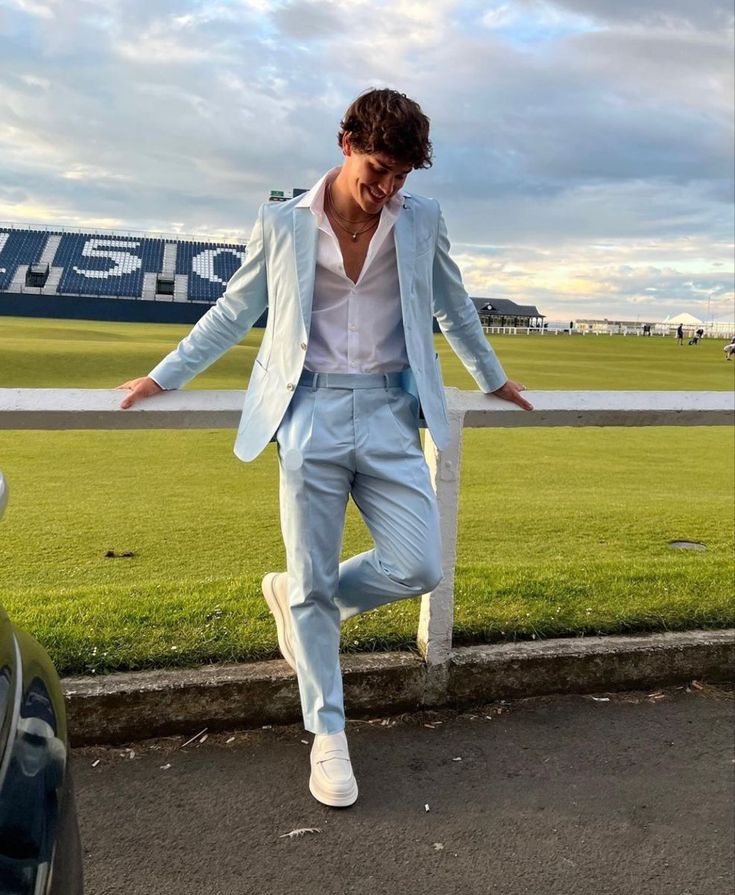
[293, 207, 318, 326]
[394, 198, 416, 322]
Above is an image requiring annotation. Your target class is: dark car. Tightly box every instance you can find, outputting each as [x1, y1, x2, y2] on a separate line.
[0, 471, 84, 894]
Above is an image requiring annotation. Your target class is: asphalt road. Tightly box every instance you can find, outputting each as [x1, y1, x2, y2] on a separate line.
[73, 683, 734, 895]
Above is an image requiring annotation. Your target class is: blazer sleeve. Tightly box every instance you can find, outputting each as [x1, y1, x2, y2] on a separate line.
[147, 205, 269, 390]
[431, 204, 507, 393]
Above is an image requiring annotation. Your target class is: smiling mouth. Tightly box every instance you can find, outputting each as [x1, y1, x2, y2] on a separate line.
[366, 186, 387, 203]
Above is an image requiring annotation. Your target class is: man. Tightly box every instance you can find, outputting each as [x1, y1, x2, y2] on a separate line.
[118, 88, 532, 808]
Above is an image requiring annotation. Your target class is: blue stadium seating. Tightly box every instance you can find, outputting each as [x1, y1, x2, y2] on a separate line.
[176, 241, 246, 301]
[53, 233, 164, 298]
[0, 228, 51, 291]
[0, 226, 257, 325]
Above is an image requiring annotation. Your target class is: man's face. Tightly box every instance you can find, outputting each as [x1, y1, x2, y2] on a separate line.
[341, 135, 412, 213]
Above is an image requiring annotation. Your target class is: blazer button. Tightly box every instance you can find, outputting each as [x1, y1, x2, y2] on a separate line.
[287, 382, 295, 391]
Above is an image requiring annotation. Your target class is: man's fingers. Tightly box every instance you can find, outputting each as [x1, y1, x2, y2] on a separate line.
[119, 386, 144, 409]
[492, 384, 534, 411]
[117, 377, 163, 409]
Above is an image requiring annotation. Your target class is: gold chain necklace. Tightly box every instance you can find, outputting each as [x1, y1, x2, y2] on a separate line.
[326, 183, 381, 241]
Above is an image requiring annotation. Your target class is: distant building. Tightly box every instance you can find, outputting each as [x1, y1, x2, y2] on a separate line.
[575, 314, 734, 338]
[574, 318, 654, 334]
[268, 188, 308, 203]
[471, 297, 545, 328]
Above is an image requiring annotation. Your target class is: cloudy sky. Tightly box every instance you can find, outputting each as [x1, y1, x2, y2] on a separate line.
[1, 0, 733, 321]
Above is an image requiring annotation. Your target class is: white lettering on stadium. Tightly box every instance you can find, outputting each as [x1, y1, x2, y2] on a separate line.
[191, 247, 245, 284]
[0, 233, 8, 273]
[72, 239, 143, 279]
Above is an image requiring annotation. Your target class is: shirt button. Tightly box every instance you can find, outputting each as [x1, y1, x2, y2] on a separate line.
[349, 325, 357, 332]
[287, 382, 295, 391]
[300, 342, 307, 350]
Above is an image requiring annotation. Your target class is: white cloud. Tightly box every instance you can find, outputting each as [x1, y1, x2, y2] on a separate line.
[0, 0, 732, 320]
[5, 0, 57, 19]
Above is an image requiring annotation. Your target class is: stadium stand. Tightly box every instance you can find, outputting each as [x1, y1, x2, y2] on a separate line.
[175, 242, 246, 301]
[0, 225, 256, 325]
[54, 233, 165, 298]
[0, 227, 50, 291]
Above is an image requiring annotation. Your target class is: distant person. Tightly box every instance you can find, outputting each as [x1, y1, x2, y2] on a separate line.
[688, 328, 705, 346]
[676, 324, 684, 345]
[116, 88, 532, 808]
[724, 337, 735, 361]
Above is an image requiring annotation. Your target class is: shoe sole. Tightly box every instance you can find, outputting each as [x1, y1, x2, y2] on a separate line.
[261, 573, 297, 672]
[309, 772, 359, 808]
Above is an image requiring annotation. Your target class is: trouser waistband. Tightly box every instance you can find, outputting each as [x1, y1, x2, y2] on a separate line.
[298, 370, 404, 390]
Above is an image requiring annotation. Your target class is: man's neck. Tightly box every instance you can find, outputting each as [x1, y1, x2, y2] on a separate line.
[328, 169, 377, 223]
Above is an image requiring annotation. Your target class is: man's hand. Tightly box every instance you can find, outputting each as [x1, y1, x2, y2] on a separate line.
[115, 377, 164, 409]
[490, 379, 533, 411]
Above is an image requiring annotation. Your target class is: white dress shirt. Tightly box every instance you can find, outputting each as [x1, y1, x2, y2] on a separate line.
[299, 169, 409, 374]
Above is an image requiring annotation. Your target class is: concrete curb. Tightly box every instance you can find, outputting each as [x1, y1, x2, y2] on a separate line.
[63, 629, 735, 745]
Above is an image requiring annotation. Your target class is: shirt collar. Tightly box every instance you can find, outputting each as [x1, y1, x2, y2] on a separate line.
[296, 167, 404, 223]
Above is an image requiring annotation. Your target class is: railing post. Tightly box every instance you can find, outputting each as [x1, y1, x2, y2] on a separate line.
[418, 390, 465, 671]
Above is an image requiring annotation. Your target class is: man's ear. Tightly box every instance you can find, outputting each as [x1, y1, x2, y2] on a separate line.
[342, 133, 352, 156]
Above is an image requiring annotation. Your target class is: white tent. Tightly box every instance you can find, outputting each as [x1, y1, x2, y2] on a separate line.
[662, 312, 704, 326]
[659, 312, 734, 338]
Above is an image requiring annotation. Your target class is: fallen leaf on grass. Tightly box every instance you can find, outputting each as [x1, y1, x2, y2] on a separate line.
[279, 828, 322, 839]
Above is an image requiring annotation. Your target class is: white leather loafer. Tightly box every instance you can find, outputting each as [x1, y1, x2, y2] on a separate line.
[309, 730, 358, 808]
[261, 572, 297, 672]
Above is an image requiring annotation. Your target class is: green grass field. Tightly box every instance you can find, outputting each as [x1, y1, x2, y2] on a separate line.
[1, 315, 733, 676]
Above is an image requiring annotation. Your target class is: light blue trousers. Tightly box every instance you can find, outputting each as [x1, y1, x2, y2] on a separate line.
[275, 373, 443, 735]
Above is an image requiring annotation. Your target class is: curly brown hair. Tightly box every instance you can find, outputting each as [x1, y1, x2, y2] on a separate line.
[337, 88, 433, 170]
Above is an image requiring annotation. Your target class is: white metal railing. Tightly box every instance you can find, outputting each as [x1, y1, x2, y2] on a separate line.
[482, 325, 735, 338]
[1, 388, 733, 667]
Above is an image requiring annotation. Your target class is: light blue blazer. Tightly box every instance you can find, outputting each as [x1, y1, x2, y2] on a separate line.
[148, 192, 507, 461]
